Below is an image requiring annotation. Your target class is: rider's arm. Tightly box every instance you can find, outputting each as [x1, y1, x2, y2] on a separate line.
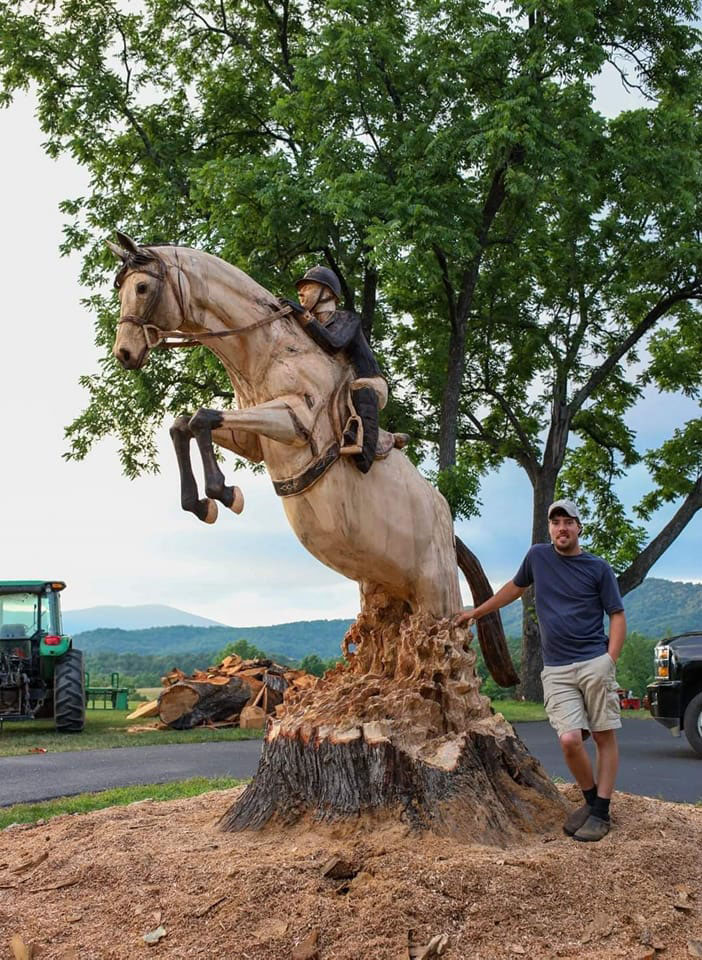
[302, 310, 360, 354]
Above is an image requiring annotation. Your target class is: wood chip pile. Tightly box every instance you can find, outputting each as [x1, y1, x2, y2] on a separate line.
[126, 654, 318, 731]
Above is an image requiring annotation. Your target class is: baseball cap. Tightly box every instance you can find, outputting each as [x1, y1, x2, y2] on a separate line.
[548, 499, 581, 522]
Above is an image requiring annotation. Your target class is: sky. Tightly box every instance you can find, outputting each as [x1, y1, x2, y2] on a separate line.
[1, 68, 700, 627]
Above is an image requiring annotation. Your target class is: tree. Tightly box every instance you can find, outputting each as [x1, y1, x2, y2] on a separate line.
[299, 653, 341, 676]
[2, 0, 701, 699]
[215, 638, 268, 662]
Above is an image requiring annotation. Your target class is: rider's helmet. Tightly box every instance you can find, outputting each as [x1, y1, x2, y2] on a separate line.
[294, 266, 341, 300]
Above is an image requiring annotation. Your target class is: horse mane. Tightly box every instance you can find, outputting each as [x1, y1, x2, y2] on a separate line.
[113, 246, 164, 289]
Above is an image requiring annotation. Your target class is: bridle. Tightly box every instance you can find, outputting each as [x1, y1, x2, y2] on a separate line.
[116, 251, 292, 352]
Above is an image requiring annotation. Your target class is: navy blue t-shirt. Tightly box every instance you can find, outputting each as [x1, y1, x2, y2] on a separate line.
[513, 544, 624, 666]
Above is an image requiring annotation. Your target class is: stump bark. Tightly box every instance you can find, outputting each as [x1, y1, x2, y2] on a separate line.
[220, 594, 566, 843]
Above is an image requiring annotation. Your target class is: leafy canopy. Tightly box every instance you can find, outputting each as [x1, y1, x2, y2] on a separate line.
[1, 0, 701, 586]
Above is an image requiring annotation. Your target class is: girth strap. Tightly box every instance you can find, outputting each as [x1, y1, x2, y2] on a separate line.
[272, 443, 340, 498]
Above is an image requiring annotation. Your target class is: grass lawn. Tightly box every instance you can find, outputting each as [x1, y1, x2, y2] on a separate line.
[0, 706, 264, 757]
[0, 699, 650, 757]
[0, 776, 244, 829]
[486, 701, 650, 723]
[494, 699, 547, 722]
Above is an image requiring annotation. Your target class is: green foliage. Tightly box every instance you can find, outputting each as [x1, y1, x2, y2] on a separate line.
[0, 0, 701, 582]
[214, 638, 268, 663]
[299, 653, 342, 676]
[615, 631, 657, 699]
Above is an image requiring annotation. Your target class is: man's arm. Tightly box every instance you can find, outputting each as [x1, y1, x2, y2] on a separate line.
[607, 610, 627, 662]
[453, 580, 526, 627]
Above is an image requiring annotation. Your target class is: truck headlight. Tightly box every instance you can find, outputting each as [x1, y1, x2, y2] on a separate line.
[655, 644, 671, 679]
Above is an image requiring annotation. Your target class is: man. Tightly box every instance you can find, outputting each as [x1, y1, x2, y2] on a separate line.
[454, 499, 626, 842]
[284, 266, 388, 473]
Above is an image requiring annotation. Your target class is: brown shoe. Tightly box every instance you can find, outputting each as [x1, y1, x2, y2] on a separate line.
[563, 803, 592, 836]
[573, 814, 610, 842]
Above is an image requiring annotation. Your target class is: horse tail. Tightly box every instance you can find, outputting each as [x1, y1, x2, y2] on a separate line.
[455, 535, 520, 688]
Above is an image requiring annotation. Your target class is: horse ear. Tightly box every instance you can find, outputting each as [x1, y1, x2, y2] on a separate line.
[106, 239, 128, 261]
[115, 231, 143, 256]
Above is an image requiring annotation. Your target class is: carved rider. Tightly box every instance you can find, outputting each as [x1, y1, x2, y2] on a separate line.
[287, 266, 388, 474]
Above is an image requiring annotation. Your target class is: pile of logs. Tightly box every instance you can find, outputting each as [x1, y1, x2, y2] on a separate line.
[126, 654, 318, 730]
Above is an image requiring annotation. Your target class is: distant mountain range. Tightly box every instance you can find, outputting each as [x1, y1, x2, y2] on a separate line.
[68, 577, 702, 662]
[62, 604, 225, 634]
[498, 576, 702, 640]
[73, 619, 354, 662]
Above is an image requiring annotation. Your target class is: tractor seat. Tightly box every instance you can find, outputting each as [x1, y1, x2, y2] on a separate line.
[0, 624, 27, 639]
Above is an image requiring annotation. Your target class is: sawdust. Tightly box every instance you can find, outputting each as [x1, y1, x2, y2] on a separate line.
[1, 784, 700, 959]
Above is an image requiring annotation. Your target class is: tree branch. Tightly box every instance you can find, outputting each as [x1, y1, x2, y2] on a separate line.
[484, 386, 540, 467]
[569, 287, 702, 415]
[617, 475, 702, 595]
[322, 246, 354, 310]
[432, 243, 458, 332]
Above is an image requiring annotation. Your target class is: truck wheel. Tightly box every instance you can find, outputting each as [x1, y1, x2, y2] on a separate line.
[683, 691, 702, 757]
[54, 649, 86, 733]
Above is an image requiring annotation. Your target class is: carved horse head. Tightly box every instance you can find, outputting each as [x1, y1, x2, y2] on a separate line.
[108, 232, 190, 370]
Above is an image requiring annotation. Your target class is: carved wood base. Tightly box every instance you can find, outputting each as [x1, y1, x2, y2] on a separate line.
[220, 598, 566, 842]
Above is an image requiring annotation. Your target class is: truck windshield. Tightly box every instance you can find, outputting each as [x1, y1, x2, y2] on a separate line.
[0, 592, 52, 640]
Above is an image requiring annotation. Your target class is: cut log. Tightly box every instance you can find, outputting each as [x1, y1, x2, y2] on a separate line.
[126, 699, 160, 721]
[158, 678, 252, 729]
[240, 685, 266, 730]
[221, 594, 566, 842]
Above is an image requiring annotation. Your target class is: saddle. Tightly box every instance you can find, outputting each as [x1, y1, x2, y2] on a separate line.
[272, 379, 409, 497]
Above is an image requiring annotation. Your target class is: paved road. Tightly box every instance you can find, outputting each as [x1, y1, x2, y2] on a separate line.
[1, 719, 700, 807]
[0, 740, 263, 807]
[515, 718, 702, 804]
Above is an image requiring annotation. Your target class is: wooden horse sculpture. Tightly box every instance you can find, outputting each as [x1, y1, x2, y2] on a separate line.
[109, 233, 517, 685]
[108, 235, 570, 839]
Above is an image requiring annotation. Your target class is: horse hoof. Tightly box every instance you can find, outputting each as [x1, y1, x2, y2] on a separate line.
[204, 499, 218, 524]
[230, 486, 244, 515]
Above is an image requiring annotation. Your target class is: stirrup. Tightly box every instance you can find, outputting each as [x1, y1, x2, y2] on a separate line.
[340, 414, 363, 456]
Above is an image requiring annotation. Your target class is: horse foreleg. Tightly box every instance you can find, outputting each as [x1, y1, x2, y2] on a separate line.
[188, 412, 244, 515]
[191, 397, 312, 448]
[187, 398, 313, 515]
[169, 415, 219, 524]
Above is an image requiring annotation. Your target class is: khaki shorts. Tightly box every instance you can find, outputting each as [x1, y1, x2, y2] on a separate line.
[541, 652, 621, 738]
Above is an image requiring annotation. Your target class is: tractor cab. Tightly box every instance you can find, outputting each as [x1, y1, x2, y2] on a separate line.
[0, 581, 85, 732]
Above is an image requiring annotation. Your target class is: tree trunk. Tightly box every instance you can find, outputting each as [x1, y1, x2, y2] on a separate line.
[438, 322, 467, 471]
[518, 471, 555, 701]
[221, 593, 565, 840]
[519, 589, 543, 701]
[455, 536, 519, 687]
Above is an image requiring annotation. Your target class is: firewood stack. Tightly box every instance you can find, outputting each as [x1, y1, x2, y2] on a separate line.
[126, 654, 318, 730]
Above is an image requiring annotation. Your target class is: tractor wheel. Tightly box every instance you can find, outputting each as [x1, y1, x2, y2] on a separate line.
[683, 691, 702, 758]
[54, 649, 86, 733]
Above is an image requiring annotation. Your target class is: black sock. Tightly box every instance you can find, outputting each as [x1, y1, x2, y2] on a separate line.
[583, 785, 597, 806]
[592, 795, 610, 821]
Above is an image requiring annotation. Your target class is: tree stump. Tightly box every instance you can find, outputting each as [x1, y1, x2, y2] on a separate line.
[220, 593, 566, 843]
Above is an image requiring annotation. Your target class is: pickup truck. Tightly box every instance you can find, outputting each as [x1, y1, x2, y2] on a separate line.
[648, 632, 702, 757]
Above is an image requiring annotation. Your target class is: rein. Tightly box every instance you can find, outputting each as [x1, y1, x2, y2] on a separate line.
[117, 255, 293, 350]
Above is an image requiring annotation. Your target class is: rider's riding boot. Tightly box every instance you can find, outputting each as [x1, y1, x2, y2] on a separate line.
[351, 386, 379, 474]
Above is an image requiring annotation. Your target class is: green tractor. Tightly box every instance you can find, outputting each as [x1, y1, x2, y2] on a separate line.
[0, 581, 85, 732]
